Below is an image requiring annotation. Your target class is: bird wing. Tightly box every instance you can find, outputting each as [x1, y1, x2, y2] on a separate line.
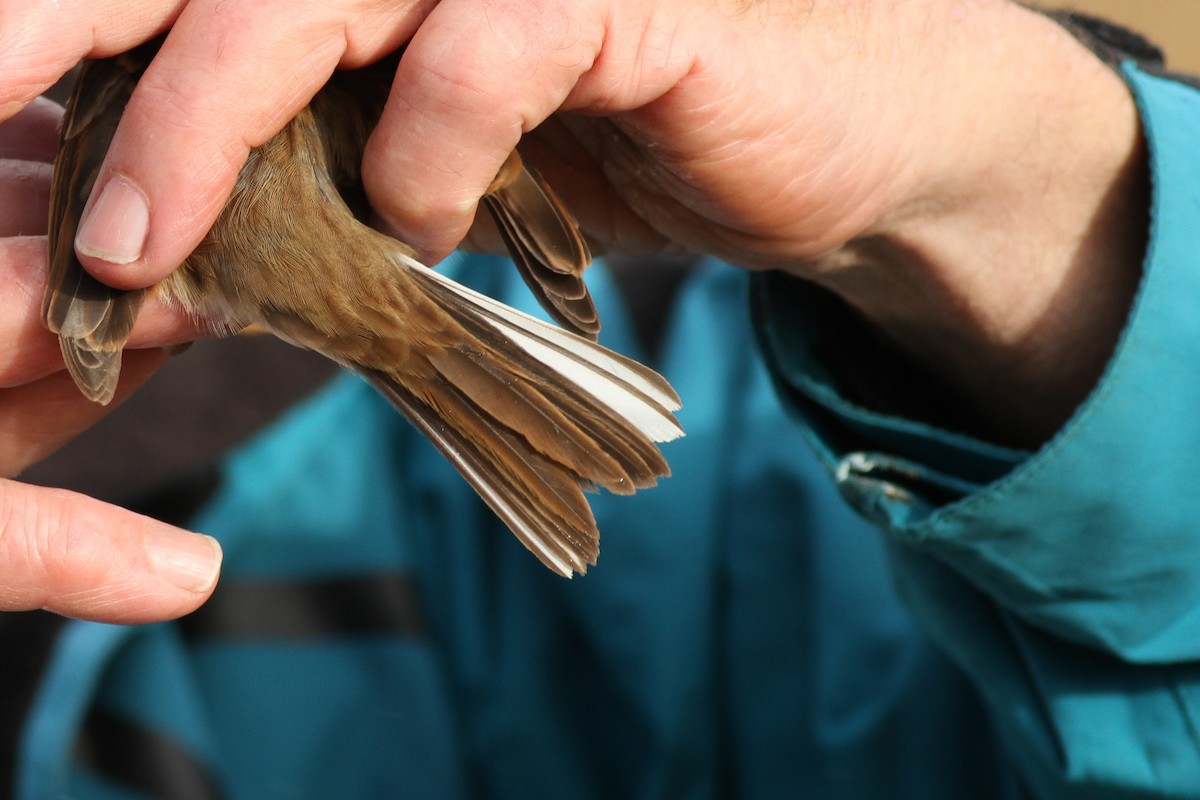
[483, 152, 599, 338]
[43, 44, 156, 404]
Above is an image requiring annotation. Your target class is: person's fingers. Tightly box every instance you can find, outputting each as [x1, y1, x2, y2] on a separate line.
[0, 0, 184, 122]
[0, 477, 221, 623]
[0, 100, 62, 237]
[365, 0, 697, 263]
[73, 0, 434, 291]
[363, 0, 602, 263]
[0, 236, 86, 385]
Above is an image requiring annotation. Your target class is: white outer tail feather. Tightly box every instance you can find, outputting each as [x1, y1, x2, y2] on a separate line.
[407, 256, 685, 444]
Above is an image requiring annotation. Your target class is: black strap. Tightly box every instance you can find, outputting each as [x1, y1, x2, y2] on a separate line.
[74, 708, 224, 800]
[178, 572, 426, 641]
[1041, 10, 1165, 67]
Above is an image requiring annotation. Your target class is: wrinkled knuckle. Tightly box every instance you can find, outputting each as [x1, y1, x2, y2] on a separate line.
[128, 75, 219, 141]
[0, 481, 44, 581]
[2, 484, 91, 591]
[26, 490, 70, 573]
[0, 481, 38, 608]
[418, 54, 502, 118]
[339, 3, 411, 63]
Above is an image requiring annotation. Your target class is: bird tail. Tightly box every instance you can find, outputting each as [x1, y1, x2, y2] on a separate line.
[365, 261, 683, 577]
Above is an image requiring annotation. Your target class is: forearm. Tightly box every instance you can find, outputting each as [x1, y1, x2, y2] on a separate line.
[791, 2, 1147, 446]
[756, 9, 1200, 676]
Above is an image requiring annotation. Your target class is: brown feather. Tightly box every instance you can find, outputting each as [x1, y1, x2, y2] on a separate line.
[483, 152, 599, 338]
[366, 370, 600, 574]
[407, 266, 673, 490]
[42, 46, 153, 404]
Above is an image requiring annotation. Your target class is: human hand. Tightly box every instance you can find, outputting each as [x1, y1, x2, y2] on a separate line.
[1, 0, 1146, 443]
[0, 97, 220, 624]
[3, 0, 926, 276]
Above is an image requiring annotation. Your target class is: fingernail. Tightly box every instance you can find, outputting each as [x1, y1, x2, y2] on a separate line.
[75, 175, 150, 265]
[145, 527, 222, 594]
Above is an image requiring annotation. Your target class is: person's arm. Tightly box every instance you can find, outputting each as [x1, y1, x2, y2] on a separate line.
[770, 6, 1148, 449]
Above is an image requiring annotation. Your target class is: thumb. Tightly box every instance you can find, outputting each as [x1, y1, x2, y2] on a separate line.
[0, 482, 221, 623]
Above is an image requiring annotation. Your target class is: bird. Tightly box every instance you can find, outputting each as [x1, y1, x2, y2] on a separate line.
[42, 39, 683, 577]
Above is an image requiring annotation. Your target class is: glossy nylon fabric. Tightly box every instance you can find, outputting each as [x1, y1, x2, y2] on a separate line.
[19, 255, 1006, 799]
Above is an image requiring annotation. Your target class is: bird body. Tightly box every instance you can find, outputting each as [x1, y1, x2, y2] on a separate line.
[43, 41, 682, 576]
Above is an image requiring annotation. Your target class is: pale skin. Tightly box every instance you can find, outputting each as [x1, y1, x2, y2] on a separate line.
[0, 0, 1146, 621]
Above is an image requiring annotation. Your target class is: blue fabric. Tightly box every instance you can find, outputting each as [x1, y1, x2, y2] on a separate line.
[755, 63, 1200, 796]
[18, 60, 1200, 799]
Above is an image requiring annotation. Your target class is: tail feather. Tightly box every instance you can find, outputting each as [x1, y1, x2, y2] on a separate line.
[408, 264, 681, 417]
[426, 340, 670, 494]
[368, 259, 684, 575]
[43, 50, 149, 406]
[427, 346, 635, 490]
[43, 255, 147, 406]
[367, 371, 600, 575]
[59, 333, 126, 406]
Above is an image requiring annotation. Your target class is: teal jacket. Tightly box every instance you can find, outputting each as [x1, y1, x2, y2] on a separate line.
[17, 62, 1200, 799]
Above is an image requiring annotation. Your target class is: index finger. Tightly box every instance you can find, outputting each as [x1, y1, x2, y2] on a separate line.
[72, 0, 433, 291]
[362, 0, 605, 262]
[361, 0, 695, 263]
[0, 0, 184, 121]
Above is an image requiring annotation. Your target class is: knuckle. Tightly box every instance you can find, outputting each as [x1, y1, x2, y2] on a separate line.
[0, 482, 93, 592]
[0, 480, 51, 605]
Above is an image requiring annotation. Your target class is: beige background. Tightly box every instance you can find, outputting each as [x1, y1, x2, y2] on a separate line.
[1041, 1, 1200, 70]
